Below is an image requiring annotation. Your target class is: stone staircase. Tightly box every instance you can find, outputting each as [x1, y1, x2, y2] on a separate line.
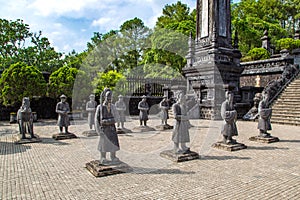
[271, 74, 300, 126]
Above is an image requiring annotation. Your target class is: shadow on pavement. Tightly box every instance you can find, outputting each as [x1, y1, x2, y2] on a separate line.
[247, 146, 289, 150]
[279, 139, 300, 143]
[40, 137, 70, 146]
[0, 141, 31, 155]
[131, 167, 196, 174]
[200, 155, 251, 160]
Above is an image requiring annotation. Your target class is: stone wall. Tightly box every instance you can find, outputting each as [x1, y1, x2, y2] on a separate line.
[240, 74, 281, 88]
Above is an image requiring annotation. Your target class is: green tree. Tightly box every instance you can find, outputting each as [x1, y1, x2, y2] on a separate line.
[0, 19, 64, 72]
[92, 70, 126, 98]
[118, 17, 151, 73]
[0, 62, 47, 105]
[156, 1, 196, 37]
[231, 0, 300, 55]
[0, 19, 32, 69]
[48, 66, 85, 98]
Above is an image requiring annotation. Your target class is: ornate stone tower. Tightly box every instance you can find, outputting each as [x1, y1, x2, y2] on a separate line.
[183, 0, 243, 119]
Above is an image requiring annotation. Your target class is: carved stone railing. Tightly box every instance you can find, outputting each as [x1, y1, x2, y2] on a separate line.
[268, 67, 300, 107]
[243, 63, 299, 120]
[241, 56, 293, 75]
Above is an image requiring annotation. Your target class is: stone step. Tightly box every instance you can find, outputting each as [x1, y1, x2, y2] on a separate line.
[276, 98, 299, 105]
[272, 108, 300, 112]
[272, 113, 300, 118]
[282, 89, 300, 92]
[271, 115, 300, 121]
[272, 103, 300, 108]
[271, 120, 300, 126]
[272, 104, 300, 111]
[278, 97, 300, 101]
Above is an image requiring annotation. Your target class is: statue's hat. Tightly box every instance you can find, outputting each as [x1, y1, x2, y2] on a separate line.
[60, 94, 67, 99]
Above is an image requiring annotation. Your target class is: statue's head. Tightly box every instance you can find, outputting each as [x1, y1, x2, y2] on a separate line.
[89, 94, 95, 101]
[262, 91, 269, 102]
[118, 95, 123, 100]
[177, 92, 186, 104]
[225, 91, 234, 103]
[105, 91, 112, 103]
[142, 95, 147, 102]
[22, 97, 30, 108]
[60, 94, 67, 102]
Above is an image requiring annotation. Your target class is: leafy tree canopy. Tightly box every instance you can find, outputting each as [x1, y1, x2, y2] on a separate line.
[48, 65, 83, 98]
[0, 62, 47, 105]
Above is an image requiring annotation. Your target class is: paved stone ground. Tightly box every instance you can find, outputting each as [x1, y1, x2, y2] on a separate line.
[0, 116, 299, 200]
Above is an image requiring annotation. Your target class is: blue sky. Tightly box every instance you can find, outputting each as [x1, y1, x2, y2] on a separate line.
[0, 0, 240, 54]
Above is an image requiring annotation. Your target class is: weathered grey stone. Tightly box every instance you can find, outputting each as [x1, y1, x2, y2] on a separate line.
[212, 142, 247, 151]
[249, 136, 279, 143]
[160, 150, 199, 162]
[86, 160, 132, 177]
[82, 130, 98, 137]
[14, 134, 42, 144]
[52, 132, 77, 140]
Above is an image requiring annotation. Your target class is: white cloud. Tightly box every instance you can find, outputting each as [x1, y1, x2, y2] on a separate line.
[29, 0, 99, 16]
[0, 0, 197, 53]
[92, 17, 112, 26]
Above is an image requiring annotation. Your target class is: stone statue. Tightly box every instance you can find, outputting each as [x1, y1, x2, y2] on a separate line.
[138, 95, 149, 126]
[17, 97, 35, 139]
[159, 95, 170, 125]
[56, 94, 70, 134]
[257, 92, 272, 137]
[221, 91, 238, 144]
[95, 90, 120, 164]
[86, 94, 97, 130]
[243, 93, 262, 120]
[172, 92, 190, 154]
[115, 95, 126, 129]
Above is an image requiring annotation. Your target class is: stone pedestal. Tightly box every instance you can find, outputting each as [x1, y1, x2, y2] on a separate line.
[116, 128, 132, 134]
[82, 130, 98, 137]
[249, 136, 279, 143]
[155, 124, 173, 131]
[14, 134, 42, 144]
[212, 141, 247, 151]
[160, 150, 199, 162]
[52, 132, 77, 140]
[86, 160, 132, 177]
[132, 125, 156, 132]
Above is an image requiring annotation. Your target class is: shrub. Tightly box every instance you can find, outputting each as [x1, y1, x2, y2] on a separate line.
[247, 47, 270, 61]
[276, 38, 297, 52]
[0, 62, 47, 105]
[92, 70, 126, 100]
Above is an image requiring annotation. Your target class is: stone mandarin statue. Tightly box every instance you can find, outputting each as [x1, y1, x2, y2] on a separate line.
[172, 93, 190, 154]
[221, 91, 238, 144]
[86, 94, 97, 130]
[138, 95, 149, 126]
[257, 92, 272, 137]
[115, 95, 126, 129]
[17, 97, 35, 139]
[56, 94, 70, 134]
[95, 90, 120, 164]
[159, 95, 170, 125]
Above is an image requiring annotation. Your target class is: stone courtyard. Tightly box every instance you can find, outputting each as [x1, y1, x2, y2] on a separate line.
[0, 116, 299, 199]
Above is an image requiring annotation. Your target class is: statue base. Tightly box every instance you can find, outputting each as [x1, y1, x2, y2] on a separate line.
[132, 125, 156, 132]
[116, 128, 132, 134]
[86, 160, 132, 177]
[160, 149, 199, 162]
[14, 134, 42, 144]
[52, 132, 77, 140]
[212, 142, 247, 151]
[249, 136, 279, 143]
[82, 130, 98, 137]
[155, 124, 173, 131]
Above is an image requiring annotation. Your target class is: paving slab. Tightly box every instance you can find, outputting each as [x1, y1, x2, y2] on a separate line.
[1, 116, 300, 199]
